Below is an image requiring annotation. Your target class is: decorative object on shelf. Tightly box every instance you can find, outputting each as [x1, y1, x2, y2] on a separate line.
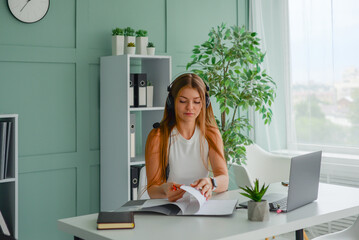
[240, 179, 269, 221]
[146, 80, 154, 107]
[112, 28, 124, 55]
[186, 23, 276, 165]
[7, 0, 49, 23]
[126, 42, 136, 55]
[146, 42, 155, 56]
[135, 29, 148, 55]
[124, 27, 136, 54]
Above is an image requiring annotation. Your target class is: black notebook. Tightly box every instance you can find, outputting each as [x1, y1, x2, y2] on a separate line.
[97, 211, 135, 230]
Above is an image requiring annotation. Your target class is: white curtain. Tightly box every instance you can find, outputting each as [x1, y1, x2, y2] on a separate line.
[249, 0, 291, 152]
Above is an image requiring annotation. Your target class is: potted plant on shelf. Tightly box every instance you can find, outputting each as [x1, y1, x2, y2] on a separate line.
[147, 42, 155, 56]
[147, 80, 154, 107]
[186, 23, 276, 165]
[111, 27, 124, 55]
[135, 29, 148, 55]
[240, 179, 270, 221]
[124, 27, 135, 53]
[126, 42, 136, 55]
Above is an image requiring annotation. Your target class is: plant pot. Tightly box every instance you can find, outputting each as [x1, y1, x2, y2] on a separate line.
[124, 36, 136, 51]
[136, 37, 148, 55]
[247, 200, 269, 221]
[147, 85, 153, 107]
[147, 47, 155, 56]
[112, 35, 124, 55]
[126, 47, 136, 55]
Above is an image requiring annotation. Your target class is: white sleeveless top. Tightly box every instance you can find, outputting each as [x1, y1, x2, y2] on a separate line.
[167, 126, 209, 185]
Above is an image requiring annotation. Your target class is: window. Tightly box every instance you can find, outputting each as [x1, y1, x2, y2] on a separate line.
[288, 0, 359, 153]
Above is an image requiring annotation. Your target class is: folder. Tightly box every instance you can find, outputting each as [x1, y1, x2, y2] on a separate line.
[130, 114, 135, 159]
[129, 74, 134, 107]
[133, 74, 147, 107]
[130, 166, 141, 200]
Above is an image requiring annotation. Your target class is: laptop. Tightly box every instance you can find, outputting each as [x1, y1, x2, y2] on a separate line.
[238, 151, 322, 212]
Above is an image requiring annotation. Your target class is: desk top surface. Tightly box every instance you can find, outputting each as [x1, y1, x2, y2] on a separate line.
[58, 183, 359, 240]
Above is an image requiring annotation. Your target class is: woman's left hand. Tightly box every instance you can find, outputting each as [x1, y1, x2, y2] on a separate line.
[191, 178, 213, 200]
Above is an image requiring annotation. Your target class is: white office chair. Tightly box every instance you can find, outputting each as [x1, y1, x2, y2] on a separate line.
[231, 143, 291, 188]
[137, 166, 150, 200]
[312, 215, 359, 240]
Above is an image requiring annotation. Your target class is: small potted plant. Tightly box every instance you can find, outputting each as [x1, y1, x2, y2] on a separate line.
[147, 42, 155, 56]
[124, 27, 135, 53]
[135, 29, 148, 55]
[111, 27, 124, 55]
[126, 42, 136, 55]
[146, 80, 154, 107]
[240, 179, 270, 221]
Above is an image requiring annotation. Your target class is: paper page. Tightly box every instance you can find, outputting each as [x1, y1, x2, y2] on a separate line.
[142, 198, 188, 214]
[179, 186, 206, 214]
[193, 199, 238, 215]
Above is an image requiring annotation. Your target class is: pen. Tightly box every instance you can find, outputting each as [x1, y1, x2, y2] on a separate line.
[172, 184, 178, 191]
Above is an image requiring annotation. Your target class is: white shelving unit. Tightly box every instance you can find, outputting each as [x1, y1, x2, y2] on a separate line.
[0, 114, 18, 239]
[100, 55, 171, 211]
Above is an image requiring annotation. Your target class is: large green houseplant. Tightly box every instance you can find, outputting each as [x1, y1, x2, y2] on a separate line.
[186, 23, 276, 164]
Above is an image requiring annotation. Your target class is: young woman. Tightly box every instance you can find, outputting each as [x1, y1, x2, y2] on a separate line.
[145, 73, 228, 202]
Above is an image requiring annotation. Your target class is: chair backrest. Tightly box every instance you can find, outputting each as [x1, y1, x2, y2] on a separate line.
[137, 166, 150, 199]
[232, 144, 291, 188]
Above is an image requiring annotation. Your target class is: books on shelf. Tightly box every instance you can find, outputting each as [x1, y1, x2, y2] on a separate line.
[118, 186, 237, 216]
[97, 211, 135, 230]
[0, 121, 12, 180]
[0, 210, 10, 236]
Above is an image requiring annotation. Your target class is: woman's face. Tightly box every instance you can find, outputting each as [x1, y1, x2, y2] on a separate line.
[175, 87, 203, 124]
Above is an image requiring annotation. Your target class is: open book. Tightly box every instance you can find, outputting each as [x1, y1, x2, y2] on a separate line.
[118, 185, 237, 216]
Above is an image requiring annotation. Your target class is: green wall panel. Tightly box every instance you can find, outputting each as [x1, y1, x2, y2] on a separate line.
[0, 0, 76, 48]
[90, 165, 100, 213]
[88, 0, 166, 53]
[0, 62, 76, 156]
[19, 168, 76, 240]
[167, 0, 238, 53]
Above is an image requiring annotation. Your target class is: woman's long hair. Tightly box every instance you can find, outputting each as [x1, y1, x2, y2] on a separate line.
[146, 73, 225, 188]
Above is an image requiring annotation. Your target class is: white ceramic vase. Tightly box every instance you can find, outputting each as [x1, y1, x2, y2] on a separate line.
[112, 35, 124, 55]
[147, 47, 155, 56]
[147, 85, 154, 107]
[136, 37, 148, 55]
[126, 47, 136, 55]
[124, 36, 136, 52]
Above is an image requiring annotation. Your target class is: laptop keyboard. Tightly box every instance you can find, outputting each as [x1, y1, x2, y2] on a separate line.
[270, 198, 287, 210]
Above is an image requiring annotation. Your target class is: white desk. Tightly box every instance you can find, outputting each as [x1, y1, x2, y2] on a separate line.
[58, 183, 359, 240]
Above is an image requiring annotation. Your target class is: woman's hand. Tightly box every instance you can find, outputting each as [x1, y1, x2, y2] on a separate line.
[162, 182, 185, 202]
[191, 178, 213, 200]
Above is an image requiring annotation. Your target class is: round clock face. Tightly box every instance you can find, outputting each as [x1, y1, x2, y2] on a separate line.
[8, 0, 50, 23]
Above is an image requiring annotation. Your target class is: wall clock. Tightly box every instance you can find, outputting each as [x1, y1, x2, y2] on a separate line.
[8, 0, 50, 23]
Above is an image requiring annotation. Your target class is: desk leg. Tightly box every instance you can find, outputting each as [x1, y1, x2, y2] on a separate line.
[295, 229, 304, 240]
[74, 237, 84, 240]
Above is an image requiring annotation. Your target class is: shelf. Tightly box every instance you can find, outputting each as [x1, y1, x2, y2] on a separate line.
[130, 106, 164, 112]
[0, 178, 16, 184]
[130, 154, 146, 166]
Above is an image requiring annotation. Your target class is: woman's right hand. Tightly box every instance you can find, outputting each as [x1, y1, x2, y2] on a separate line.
[162, 182, 185, 202]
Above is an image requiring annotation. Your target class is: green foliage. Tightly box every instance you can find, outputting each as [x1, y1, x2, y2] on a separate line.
[186, 23, 276, 164]
[127, 42, 135, 47]
[240, 179, 269, 202]
[112, 28, 124, 36]
[124, 27, 135, 37]
[136, 29, 148, 37]
[147, 42, 155, 48]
